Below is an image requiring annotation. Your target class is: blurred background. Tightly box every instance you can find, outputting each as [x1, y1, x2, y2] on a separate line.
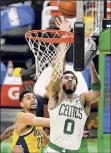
[0, 0, 111, 153]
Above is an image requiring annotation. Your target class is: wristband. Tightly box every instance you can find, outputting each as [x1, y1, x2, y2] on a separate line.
[91, 82, 101, 91]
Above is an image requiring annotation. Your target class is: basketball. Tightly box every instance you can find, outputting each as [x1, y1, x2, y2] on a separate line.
[58, 0, 76, 18]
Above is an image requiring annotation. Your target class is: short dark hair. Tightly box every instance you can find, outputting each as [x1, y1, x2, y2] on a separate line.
[19, 90, 33, 102]
[63, 70, 78, 84]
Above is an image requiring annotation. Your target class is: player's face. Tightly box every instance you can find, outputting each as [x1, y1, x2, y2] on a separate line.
[61, 74, 77, 94]
[21, 93, 37, 111]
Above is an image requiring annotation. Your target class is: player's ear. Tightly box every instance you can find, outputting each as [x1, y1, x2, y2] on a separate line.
[20, 102, 24, 108]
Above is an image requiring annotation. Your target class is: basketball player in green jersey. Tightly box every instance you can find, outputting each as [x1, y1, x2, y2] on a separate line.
[44, 17, 101, 153]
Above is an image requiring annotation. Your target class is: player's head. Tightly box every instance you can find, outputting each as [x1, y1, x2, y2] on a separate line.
[19, 90, 37, 111]
[61, 70, 78, 94]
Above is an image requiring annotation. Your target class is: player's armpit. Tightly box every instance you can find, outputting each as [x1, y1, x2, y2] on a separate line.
[48, 91, 58, 110]
[84, 90, 101, 105]
[19, 113, 50, 127]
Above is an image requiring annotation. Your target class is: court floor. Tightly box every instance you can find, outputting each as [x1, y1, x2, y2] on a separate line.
[1, 137, 110, 153]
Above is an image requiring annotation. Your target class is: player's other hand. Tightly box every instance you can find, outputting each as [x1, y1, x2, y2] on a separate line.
[1, 125, 14, 141]
[83, 131, 89, 138]
[12, 145, 24, 153]
[55, 16, 71, 32]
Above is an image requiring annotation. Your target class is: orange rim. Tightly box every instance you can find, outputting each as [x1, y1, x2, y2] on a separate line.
[25, 29, 74, 43]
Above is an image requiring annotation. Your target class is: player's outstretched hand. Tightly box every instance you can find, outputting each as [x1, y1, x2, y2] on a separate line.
[0, 125, 14, 142]
[55, 16, 71, 32]
[12, 145, 24, 153]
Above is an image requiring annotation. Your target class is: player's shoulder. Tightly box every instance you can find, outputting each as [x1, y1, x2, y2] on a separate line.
[16, 111, 24, 118]
[17, 111, 34, 122]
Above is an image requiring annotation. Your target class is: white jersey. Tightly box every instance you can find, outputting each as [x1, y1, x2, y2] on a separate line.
[49, 94, 88, 150]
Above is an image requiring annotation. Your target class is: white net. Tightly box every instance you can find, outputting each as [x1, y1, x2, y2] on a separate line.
[25, 30, 72, 81]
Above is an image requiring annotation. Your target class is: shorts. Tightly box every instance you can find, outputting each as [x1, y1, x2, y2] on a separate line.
[44, 145, 60, 153]
[43, 142, 79, 153]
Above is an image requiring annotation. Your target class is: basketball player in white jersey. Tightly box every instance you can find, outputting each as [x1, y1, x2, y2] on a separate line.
[43, 17, 101, 153]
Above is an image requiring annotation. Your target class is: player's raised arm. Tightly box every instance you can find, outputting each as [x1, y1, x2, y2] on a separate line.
[48, 17, 71, 110]
[18, 113, 50, 127]
[47, 45, 66, 109]
[83, 61, 101, 105]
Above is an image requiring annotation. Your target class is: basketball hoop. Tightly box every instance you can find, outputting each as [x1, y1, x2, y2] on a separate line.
[25, 29, 73, 81]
